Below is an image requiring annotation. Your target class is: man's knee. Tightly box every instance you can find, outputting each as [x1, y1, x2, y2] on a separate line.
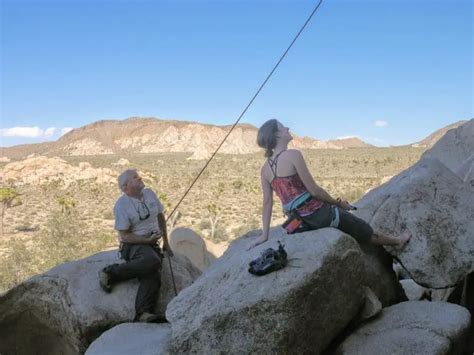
[141, 251, 162, 273]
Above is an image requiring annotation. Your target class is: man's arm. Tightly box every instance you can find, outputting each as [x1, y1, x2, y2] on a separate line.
[158, 212, 173, 256]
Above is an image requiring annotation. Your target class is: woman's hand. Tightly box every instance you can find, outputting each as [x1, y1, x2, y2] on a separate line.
[247, 235, 269, 251]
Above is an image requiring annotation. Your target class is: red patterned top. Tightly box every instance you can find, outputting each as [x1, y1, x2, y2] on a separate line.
[271, 174, 323, 216]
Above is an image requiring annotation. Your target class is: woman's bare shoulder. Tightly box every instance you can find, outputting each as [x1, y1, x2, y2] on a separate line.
[286, 149, 303, 158]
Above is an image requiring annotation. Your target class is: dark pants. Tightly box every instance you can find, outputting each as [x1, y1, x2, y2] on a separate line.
[301, 202, 373, 244]
[104, 244, 163, 318]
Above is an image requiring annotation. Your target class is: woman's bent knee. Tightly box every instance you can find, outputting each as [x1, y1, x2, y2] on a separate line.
[338, 210, 373, 244]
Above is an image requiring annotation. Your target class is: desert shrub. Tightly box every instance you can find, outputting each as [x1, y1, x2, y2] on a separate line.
[0, 208, 115, 292]
[232, 179, 243, 191]
[0, 186, 21, 235]
[211, 226, 228, 242]
[102, 209, 114, 220]
[231, 225, 254, 239]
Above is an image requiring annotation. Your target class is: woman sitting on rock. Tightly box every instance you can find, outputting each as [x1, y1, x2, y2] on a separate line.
[247, 119, 411, 250]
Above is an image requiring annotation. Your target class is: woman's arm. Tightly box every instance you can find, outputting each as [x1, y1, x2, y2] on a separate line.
[291, 150, 349, 208]
[260, 174, 274, 241]
[248, 168, 273, 249]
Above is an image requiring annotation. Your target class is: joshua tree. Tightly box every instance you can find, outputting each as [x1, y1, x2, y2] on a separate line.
[206, 202, 221, 241]
[206, 182, 225, 241]
[56, 194, 78, 215]
[0, 187, 20, 235]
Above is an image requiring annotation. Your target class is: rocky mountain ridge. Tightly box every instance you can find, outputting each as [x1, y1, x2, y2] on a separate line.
[411, 120, 467, 147]
[1, 117, 372, 159]
[1, 117, 469, 159]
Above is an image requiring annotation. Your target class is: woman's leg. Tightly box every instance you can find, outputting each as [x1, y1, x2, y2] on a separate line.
[336, 207, 411, 248]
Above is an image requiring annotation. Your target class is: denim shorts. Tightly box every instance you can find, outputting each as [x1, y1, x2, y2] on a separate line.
[301, 202, 373, 244]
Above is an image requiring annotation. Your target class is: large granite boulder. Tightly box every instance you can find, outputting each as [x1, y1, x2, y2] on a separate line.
[166, 227, 367, 354]
[169, 227, 216, 271]
[455, 153, 474, 186]
[0, 251, 201, 355]
[354, 157, 474, 288]
[335, 301, 471, 354]
[400, 279, 430, 300]
[421, 119, 473, 177]
[357, 242, 407, 306]
[85, 323, 171, 355]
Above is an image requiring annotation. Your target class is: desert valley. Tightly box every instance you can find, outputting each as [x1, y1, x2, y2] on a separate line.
[0, 117, 472, 355]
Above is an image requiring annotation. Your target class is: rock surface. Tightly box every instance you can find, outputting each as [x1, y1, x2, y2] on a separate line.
[63, 138, 114, 155]
[358, 287, 382, 321]
[186, 143, 212, 160]
[0, 251, 200, 355]
[455, 153, 474, 186]
[85, 323, 171, 355]
[169, 227, 216, 271]
[400, 279, 430, 300]
[167, 227, 367, 354]
[335, 301, 471, 354]
[354, 157, 474, 288]
[112, 158, 130, 167]
[0, 156, 116, 186]
[357, 242, 407, 307]
[421, 119, 473, 176]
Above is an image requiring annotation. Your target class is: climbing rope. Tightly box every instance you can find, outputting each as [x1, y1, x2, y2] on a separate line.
[165, 0, 324, 224]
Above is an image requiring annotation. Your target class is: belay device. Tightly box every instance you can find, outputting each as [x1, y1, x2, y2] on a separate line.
[248, 241, 288, 276]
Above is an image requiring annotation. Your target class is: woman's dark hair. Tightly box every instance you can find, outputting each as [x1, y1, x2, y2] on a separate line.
[257, 119, 279, 157]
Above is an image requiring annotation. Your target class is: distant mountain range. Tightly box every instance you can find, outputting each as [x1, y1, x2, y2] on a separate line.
[410, 120, 468, 148]
[0, 117, 468, 159]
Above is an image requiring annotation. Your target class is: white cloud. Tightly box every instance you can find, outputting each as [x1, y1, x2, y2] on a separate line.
[61, 127, 74, 135]
[0, 126, 67, 139]
[44, 127, 56, 137]
[374, 120, 388, 127]
[0, 126, 45, 138]
[336, 135, 359, 140]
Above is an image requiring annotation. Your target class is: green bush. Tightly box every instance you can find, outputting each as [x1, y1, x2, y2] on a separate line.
[0, 209, 116, 293]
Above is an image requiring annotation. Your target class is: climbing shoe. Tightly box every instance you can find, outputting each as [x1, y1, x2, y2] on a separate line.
[98, 270, 113, 293]
[248, 241, 288, 276]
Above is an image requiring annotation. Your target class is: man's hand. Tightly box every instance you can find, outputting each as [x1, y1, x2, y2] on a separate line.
[163, 240, 174, 257]
[147, 231, 161, 245]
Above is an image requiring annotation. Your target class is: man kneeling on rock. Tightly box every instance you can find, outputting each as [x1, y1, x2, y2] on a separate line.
[99, 169, 173, 323]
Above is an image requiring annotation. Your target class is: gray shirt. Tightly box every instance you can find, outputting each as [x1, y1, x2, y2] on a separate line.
[114, 188, 165, 238]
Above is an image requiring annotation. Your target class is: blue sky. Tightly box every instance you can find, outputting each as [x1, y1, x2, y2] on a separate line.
[1, 0, 472, 147]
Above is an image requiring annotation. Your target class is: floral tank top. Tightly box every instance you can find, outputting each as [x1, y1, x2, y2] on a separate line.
[269, 151, 323, 216]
